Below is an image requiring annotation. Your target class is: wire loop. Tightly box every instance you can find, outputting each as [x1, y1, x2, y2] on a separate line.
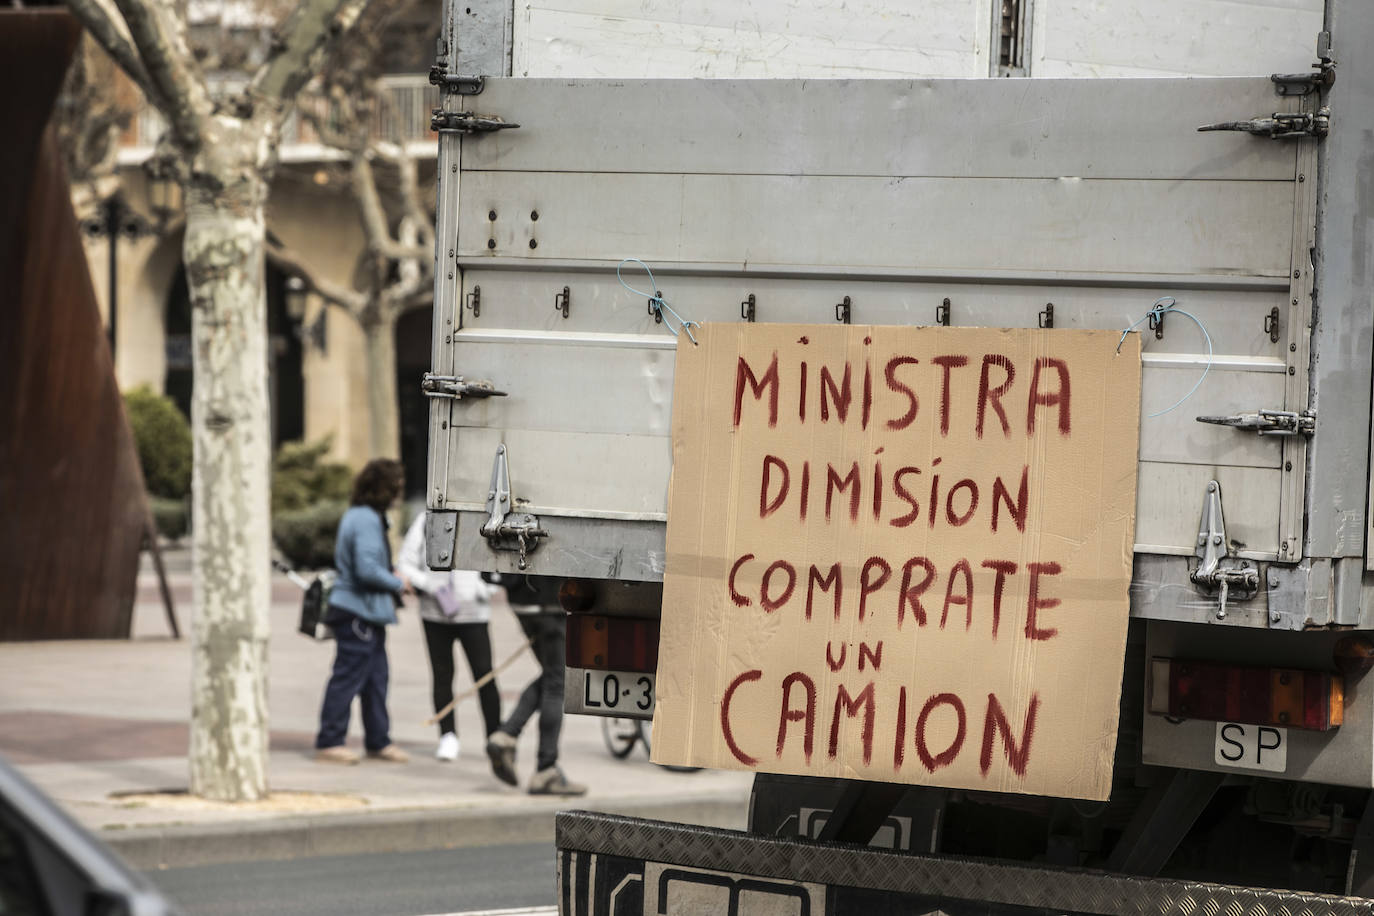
[618, 258, 700, 345]
[1118, 297, 1213, 418]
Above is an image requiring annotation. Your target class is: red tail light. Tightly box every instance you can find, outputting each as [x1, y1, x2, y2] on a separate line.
[566, 615, 659, 673]
[558, 578, 599, 613]
[1149, 657, 1343, 731]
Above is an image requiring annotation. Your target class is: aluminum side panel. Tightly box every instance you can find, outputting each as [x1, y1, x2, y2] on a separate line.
[439, 272, 1292, 345]
[461, 79, 1300, 181]
[1312, 0, 1374, 564]
[458, 173, 1296, 277]
[435, 77, 1320, 619]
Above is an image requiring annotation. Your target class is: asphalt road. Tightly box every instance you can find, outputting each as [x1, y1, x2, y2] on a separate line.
[146, 843, 556, 916]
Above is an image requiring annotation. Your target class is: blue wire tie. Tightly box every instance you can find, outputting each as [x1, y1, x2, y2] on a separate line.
[618, 258, 701, 346]
[1117, 296, 1214, 418]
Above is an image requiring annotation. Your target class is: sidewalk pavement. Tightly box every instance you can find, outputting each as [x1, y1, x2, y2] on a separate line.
[0, 550, 752, 870]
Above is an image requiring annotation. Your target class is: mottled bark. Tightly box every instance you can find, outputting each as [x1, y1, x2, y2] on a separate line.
[251, 0, 370, 107]
[183, 120, 274, 802]
[65, 0, 375, 804]
[63, 0, 156, 101]
[109, 0, 210, 145]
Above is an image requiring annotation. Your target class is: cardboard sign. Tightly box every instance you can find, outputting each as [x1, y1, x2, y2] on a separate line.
[650, 324, 1141, 800]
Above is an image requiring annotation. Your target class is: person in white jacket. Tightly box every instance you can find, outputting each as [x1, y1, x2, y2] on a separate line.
[398, 514, 502, 761]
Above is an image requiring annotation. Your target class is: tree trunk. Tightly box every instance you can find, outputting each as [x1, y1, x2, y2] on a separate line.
[184, 164, 273, 802]
[363, 310, 400, 459]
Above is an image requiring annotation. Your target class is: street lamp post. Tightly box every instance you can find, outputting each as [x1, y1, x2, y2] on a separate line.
[284, 276, 329, 354]
[82, 194, 151, 359]
[81, 178, 180, 364]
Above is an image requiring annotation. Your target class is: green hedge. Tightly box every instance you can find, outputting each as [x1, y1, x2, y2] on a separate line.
[124, 386, 191, 500]
[272, 438, 353, 569]
[121, 396, 356, 558]
[272, 438, 352, 513]
[149, 496, 189, 541]
[273, 500, 347, 570]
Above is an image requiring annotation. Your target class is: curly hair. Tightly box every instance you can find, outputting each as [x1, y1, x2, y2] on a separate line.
[351, 458, 405, 510]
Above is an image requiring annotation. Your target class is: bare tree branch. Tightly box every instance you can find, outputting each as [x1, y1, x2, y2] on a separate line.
[372, 139, 434, 252]
[300, 102, 364, 154]
[110, 0, 211, 145]
[352, 150, 430, 263]
[250, 0, 372, 114]
[382, 215, 430, 310]
[64, 0, 159, 104]
[265, 241, 368, 315]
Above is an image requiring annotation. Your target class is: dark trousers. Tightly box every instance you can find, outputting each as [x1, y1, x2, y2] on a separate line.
[422, 619, 501, 738]
[500, 613, 566, 771]
[316, 614, 391, 751]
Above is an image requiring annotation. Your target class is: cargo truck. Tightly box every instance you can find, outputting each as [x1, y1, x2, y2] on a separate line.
[422, 0, 1374, 911]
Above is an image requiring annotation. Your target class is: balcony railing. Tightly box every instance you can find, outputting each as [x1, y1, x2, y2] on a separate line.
[119, 74, 439, 162]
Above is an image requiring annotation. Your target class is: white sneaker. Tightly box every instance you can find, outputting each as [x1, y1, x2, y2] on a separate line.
[436, 732, 460, 762]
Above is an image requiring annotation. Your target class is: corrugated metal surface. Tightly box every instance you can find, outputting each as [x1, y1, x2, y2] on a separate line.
[557, 810, 1374, 915]
[0, 10, 147, 640]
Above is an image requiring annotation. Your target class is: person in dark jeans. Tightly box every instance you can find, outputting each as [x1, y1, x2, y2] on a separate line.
[484, 574, 585, 796]
[399, 513, 501, 761]
[423, 623, 499, 743]
[314, 459, 410, 765]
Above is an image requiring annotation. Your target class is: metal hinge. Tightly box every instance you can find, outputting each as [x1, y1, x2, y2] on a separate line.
[480, 444, 547, 570]
[1196, 409, 1315, 437]
[1198, 108, 1329, 139]
[1190, 480, 1260, 621]
[421, 373, 508, 400]
[430, 110, 519, 133]
[1271, 31, 1336, 96]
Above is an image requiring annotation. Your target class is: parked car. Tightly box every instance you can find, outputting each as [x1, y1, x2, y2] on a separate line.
[0, 755, 178, 916]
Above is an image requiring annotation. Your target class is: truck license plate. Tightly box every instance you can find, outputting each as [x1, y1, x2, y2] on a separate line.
[575, 669, 655, 717]
[1214, 721, 1287, 773]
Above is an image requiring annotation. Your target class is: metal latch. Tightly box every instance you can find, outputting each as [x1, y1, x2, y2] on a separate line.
[1198, 108, 1329, 139]
[1272, 70, 1335, 96]
[429, 72, 486, 95]
[1196, 409, 1315, 437]
[480, 444, 547, 570]
[1271, 31, 1336, 96]
[421, 373, 508, 400]
[1190, 480, 1259, 621]
[430, 110, 520, 133]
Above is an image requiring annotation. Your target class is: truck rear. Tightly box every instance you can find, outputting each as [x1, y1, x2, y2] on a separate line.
[423, 0, 1374, 910]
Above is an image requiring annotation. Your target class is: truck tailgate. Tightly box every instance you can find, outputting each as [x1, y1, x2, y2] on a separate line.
[428, 77, 1316, 624]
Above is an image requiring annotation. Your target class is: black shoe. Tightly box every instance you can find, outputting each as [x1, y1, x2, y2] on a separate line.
[486, 732, 518, 786]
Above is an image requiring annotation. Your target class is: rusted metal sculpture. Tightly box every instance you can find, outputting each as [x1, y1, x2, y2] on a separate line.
[0, 10, 149, 640]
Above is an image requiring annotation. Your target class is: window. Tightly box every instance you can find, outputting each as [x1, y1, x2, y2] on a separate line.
[0, 816, 47, 916]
